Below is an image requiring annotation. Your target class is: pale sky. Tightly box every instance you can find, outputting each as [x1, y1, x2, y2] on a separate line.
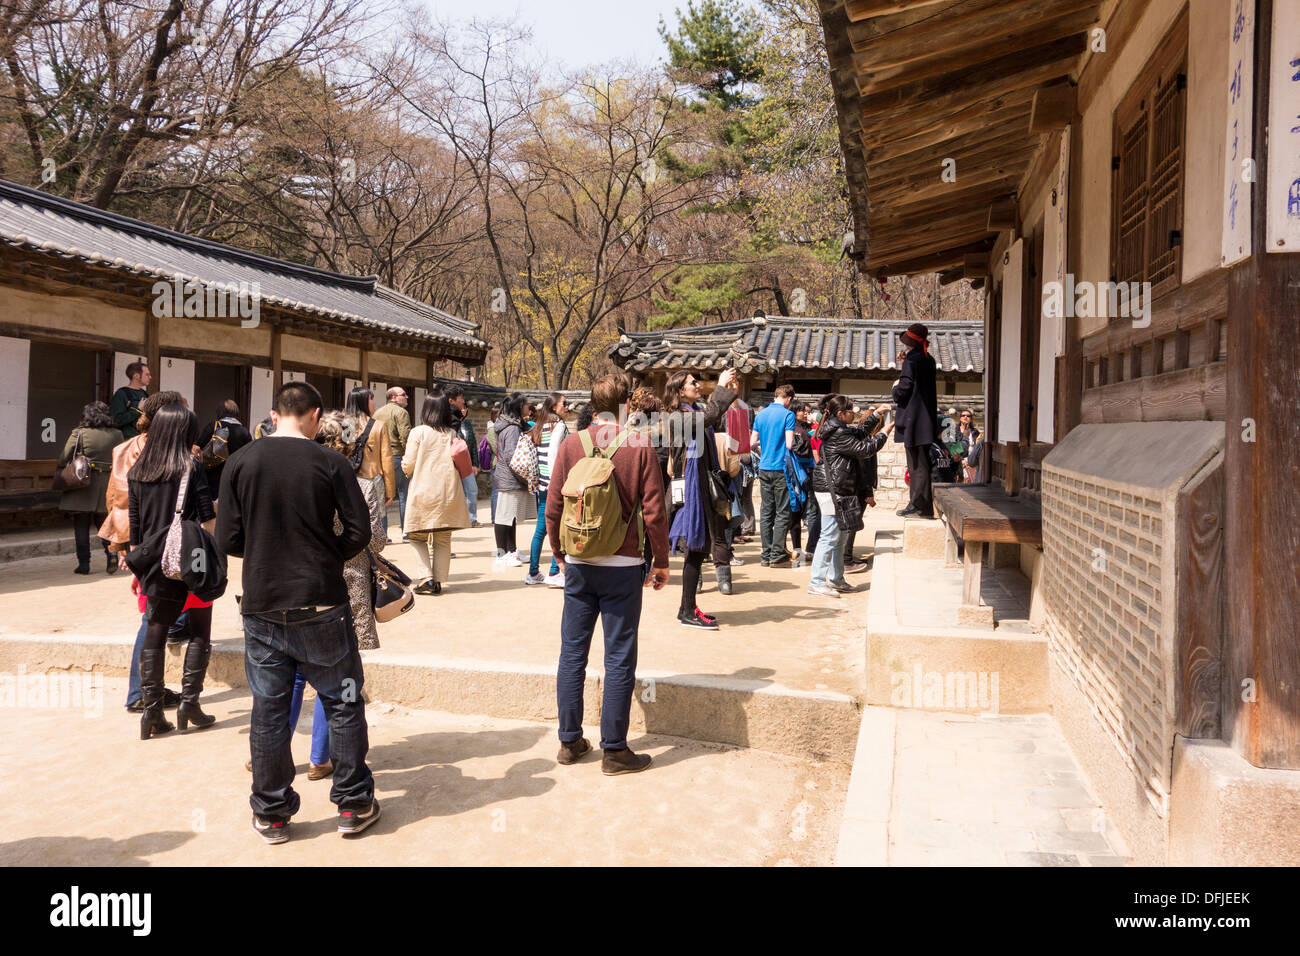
[422, 0, 750, 71]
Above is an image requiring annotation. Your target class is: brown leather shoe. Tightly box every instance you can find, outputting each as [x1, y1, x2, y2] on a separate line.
[557, 738, 592, 765]
[769, 556, 792, 568]
[601, 747, 652, 775]
[308, 760, 334, 780]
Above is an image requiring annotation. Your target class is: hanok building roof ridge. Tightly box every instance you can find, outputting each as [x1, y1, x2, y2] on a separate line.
[610, 315, 983, 376]
[0, 177, 488, 358]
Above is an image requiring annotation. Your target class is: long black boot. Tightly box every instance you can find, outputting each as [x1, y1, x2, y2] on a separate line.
[139, 649, 174, 740]
[715, 564, 733, 595]
[176, 639, 215, 731]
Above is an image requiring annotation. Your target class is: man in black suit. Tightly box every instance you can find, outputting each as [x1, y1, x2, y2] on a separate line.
[893, 323, 938, 519]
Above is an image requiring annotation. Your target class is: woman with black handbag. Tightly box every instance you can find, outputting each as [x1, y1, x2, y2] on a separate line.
[662, 367, 738, 629]
[126, 404, 217, 739]
[58, 401, 122, 575]
[808, 395, 892, 599]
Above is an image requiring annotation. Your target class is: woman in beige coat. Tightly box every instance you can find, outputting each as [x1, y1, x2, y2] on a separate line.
[402, 390, 471, 595]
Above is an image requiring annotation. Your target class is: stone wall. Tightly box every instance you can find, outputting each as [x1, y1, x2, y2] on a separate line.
[1039, 421, 1225, 860]
[873, 442, 908, 507]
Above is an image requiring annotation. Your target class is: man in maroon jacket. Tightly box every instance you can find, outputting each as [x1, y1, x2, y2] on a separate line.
[547, 371, 670, 775]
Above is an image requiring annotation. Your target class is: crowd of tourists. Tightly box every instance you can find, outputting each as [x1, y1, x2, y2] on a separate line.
[54, 321, 973, 844]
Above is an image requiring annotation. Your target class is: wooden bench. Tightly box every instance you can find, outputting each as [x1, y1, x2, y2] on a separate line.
[933, 483, 1043, 625]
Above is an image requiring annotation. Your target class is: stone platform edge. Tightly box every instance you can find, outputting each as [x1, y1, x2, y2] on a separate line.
[0, 632, 861, 763]
[864, 551, 1049, 714]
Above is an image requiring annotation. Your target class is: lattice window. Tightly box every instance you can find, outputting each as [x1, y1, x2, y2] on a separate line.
[1111, 15, 1187, 304]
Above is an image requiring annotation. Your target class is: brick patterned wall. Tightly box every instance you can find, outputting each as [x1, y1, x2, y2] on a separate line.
[1041, 471, 1172, 816]
[873, 443, 907, 506]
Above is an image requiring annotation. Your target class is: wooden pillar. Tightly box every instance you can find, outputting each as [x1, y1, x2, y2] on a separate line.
[271, 325, 282, 389]
[1222, 0, 1300, 769]
[1061, 106, 1086, 436]
[359, 348, 369, 389]
[426, 353, 436, 389]
[144, 309, 160, 395]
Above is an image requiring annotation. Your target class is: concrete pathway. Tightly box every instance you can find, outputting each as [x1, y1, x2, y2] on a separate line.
[0, 677, 849, 866]
[838, 707, 1130, 866]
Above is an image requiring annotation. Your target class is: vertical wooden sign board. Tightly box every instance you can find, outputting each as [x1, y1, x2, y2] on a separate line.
[1266, 0, 1300, 251]
[1037, 130, 1070, 444]
[1223, 0, 1255, 265]
[998, 239, 1024, 445]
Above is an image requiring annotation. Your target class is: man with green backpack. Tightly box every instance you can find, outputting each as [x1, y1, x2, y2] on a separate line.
[546, 371, 670, 775]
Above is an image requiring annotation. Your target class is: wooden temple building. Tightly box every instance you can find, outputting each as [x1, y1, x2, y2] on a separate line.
[0, 179, 488, 526]
[819, 0, 1299, 863]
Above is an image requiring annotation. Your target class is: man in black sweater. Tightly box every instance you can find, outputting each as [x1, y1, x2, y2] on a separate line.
[217, 381, 378, 844]
[893, 323, 939, 519]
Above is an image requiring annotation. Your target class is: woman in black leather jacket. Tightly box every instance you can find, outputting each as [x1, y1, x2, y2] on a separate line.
[808, 395, 893, 597]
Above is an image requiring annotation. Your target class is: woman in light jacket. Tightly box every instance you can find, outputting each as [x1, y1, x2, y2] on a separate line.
[59, 400, 123, 575]
[403, 391, 472, 595]
[345, 386, 396, 515]
[490, 392, 533, 566]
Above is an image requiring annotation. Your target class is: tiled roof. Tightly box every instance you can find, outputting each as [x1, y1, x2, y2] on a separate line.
[609, 316, 983, 376]
[427, 375, 590, 410]
[0, 178, 487, 356]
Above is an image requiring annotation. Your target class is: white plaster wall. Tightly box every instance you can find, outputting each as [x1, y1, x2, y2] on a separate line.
[158, 356, 195, 408]
[0, 336, 31, 459]
[250, 367, 275, 420]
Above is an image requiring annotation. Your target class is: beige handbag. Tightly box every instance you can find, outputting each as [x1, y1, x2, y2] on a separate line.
[161, 470, 190, 580]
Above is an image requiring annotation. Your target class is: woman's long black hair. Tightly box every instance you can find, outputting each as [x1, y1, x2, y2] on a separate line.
[345, 386, 374, 420]
[529, 392, 562, 444]
[129, 404, 199, 483]
[817, 394, 853, 439]
[420, 391, 455, 431]
[502, 391, 530, 422]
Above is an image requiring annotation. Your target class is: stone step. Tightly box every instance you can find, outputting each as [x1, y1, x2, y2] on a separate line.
[0, 529, 77, 565]
[901, 517, 946, 559]
[863, 551, 1048, 714]
[0, 632, 862, 763]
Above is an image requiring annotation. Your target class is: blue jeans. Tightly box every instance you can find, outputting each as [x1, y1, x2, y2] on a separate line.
[809, 500, 845, 588]
[804, 488, 822, 556]
[126, 610, 188, 707]
[557, 563, 644, 751]
[243, 605, 373, 820]
[529, 489, 559, 576]
[490, 486, 498, 524]
[462, 473, 479, 524]
[758, 469, 791, 563]
[289, 668, 331, 766]
[393, 454, 408, 533]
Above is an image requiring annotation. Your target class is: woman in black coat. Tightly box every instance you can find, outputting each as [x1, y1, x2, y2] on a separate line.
[127, 404, 217, 739]
[893, 323, 938, 517]
[662, 367, 738, 628]
[808, 395, 892, 597]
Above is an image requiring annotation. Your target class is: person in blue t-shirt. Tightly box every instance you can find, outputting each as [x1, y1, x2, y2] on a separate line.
[749, 385, 797, 567]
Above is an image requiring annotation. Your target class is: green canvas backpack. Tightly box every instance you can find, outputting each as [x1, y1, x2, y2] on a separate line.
[558, 428, 643, 559]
